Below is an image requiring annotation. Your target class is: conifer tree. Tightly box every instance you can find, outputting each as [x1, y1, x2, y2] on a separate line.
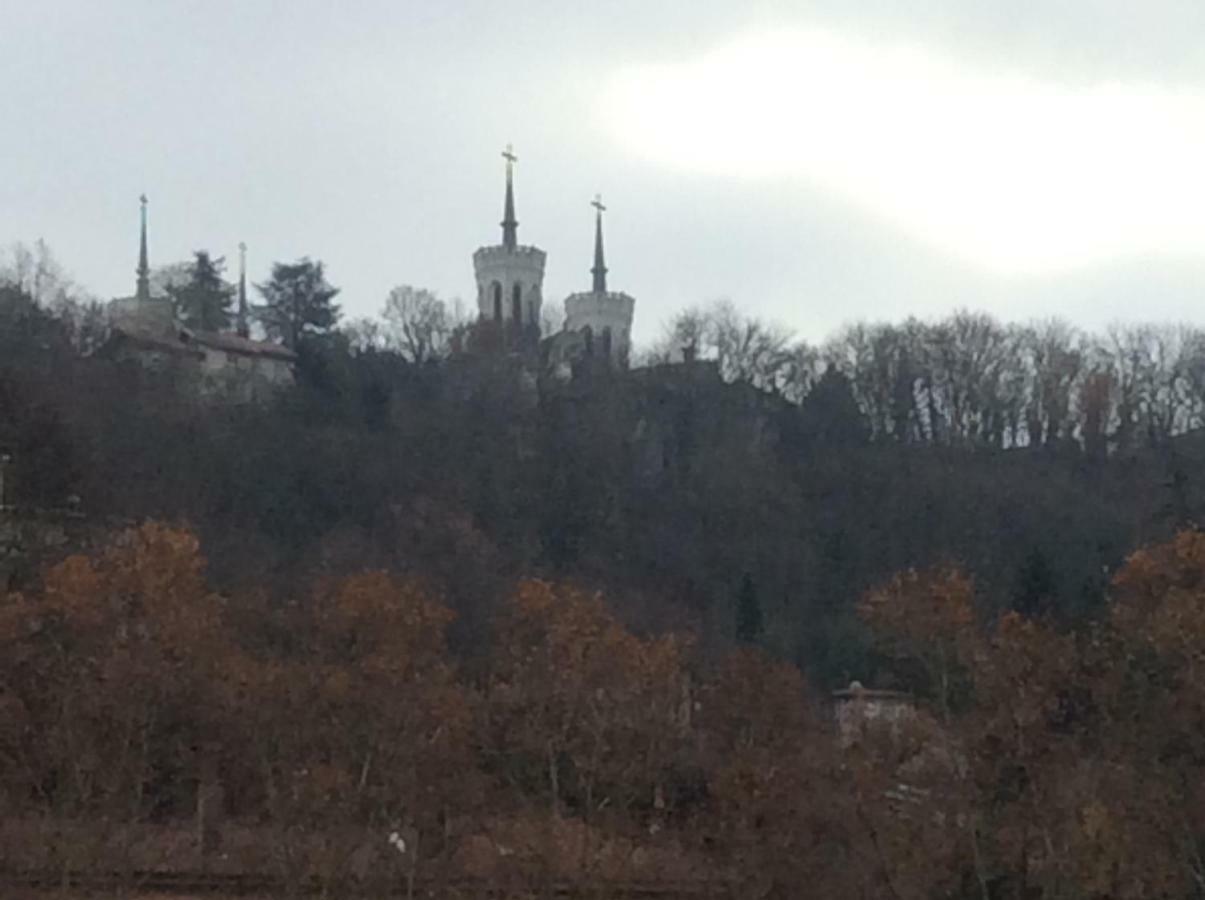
[735, 573, 764, 644]
[169, 251, 234, 332]
[254, 257, 340, 349]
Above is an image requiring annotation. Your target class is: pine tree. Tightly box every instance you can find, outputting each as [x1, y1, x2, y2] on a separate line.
[169, 251, 234, 333]
[254, 258, 340, 349]
[736, 573, 764, 644]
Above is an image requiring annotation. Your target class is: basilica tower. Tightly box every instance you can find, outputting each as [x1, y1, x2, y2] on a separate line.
[472, 146, 546, 345]
[563, 196, 635, 368]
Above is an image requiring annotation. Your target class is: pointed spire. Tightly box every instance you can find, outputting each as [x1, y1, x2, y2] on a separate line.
[136, 194, 151, 303]
[236, 241, 250, 338]
[501, 144, 518, 251]
[591, 194, 607, 294]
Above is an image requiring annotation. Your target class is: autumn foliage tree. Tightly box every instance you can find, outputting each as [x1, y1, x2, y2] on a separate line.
[12, 521, 1205, 896]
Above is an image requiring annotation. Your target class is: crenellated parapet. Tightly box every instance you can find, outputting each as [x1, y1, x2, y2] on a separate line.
[473, 245, 547, 329]
[563, 289, 635, 366]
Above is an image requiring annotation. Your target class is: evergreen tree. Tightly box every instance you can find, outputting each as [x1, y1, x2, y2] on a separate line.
[796, 365, 869, 448]
[735, 573, 764, 643]
[169, 251, 234, 332]
[1013, 545, 1058, 618]
[254, 258, 340, 349]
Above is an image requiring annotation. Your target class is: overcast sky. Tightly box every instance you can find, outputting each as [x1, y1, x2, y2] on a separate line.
[5, 0, 1205, 345]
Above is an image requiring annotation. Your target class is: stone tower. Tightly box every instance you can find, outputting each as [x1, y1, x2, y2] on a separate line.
[472, 146, 546, 345]
[563, 196, 635, 368]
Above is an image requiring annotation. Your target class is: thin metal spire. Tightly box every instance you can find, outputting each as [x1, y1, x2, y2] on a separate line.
[136, 194, 151, 302]
[591, 194, 607, 294]
[501, 144, 518, 250]
[236, 242, 249, 338]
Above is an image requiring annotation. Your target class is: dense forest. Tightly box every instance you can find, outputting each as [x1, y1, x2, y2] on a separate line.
[4, 244, 1205, 687]
[8, 245, 1205, 894]
[6, 520, 1205, 897]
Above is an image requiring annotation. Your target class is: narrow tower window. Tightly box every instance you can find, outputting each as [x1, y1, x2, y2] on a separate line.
[602, 327, 613, 360]
[492, 282, 503, 321]
[512, 283, 523, 324]
[583, 326, 594, 357]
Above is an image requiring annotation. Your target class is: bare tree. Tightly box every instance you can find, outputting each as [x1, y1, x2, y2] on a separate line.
[381, 285, 463, 363]
[649, 300, 811, 394]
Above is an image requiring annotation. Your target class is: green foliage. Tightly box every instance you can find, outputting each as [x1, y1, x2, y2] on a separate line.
[167, 251, 234, 332]
[254, 257, 340, 349]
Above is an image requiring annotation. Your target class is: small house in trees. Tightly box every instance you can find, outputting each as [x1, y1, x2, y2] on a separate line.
[104, 196, 295, 402]
[832, 681, 916, 747]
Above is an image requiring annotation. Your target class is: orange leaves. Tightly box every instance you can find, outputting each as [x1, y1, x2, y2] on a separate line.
[487, 579, 692, 819]
[1111, 530, 1205, 670]
[859, 565, 976, 651]
[699, 647, 812, 756]
[313, 570, 456, 674]
[38, 521, 222, 659]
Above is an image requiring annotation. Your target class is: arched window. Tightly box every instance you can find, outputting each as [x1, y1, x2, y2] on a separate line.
[491, 282, 503, 321]
[512, 283, 523, 324]
[601, 327, 613, 360]
[583, 326, 594, 357]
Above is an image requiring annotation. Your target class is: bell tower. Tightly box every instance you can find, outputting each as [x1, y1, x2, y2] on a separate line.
[563, 195, 635, 368]
[472, 145, 546, 345]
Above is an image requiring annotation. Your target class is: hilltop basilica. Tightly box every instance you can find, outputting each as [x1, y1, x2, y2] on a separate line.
[471, 146, 637, 375]
[106, 146, 638, 397]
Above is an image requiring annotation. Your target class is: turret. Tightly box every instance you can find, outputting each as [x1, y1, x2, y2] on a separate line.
[472, 145, 546, 345]
[563, 196, 635, 368]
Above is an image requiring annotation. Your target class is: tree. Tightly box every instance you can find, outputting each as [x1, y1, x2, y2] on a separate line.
[255, 258, 340, 349]
[168, 251, 234, 332]
[734, 573, 763, 643]
[381, 285, 458, 363]
[650, 300, 812, 395]
[795, 364, 869, 448]
[0, 240, 75, 308]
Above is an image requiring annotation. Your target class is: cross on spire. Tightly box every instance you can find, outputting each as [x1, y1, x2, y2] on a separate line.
[591, 194, 607, 294]
[501, 144, 518, 250]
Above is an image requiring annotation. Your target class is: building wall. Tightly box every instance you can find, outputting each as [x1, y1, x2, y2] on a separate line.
[196, 348, 294, 402]
[473, 245, 547, 327]
[564, 291, 635, 367]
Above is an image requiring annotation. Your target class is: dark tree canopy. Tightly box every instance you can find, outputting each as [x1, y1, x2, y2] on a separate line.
[254, 257, 341, 349]
[169, 251, 234, 332]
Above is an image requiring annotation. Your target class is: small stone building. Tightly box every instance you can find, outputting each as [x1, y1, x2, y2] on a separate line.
[103, 197, 295, 402]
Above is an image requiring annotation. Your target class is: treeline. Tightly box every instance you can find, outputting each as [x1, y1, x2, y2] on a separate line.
[654, 300, 1205, 453]
[6, 252, 1205, 688]
[4, 522, 1205, 898]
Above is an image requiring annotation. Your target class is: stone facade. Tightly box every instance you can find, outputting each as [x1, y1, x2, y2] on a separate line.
[470, 152, 636, 374]
[563, 289, 635, 368]
[832, 681, 916, 747]
[472, 244, 546, 330]
[103, 196, 296, 402]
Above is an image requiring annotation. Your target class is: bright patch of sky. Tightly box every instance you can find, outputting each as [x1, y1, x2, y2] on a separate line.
[601, 30, 1205, 275]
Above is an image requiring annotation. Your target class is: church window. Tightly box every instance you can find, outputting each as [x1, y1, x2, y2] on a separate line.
[491, 282, 503, 321]
[602, 327, 613, 360]
[512, 283, 523, 323]
[583, 326, 594, 357]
